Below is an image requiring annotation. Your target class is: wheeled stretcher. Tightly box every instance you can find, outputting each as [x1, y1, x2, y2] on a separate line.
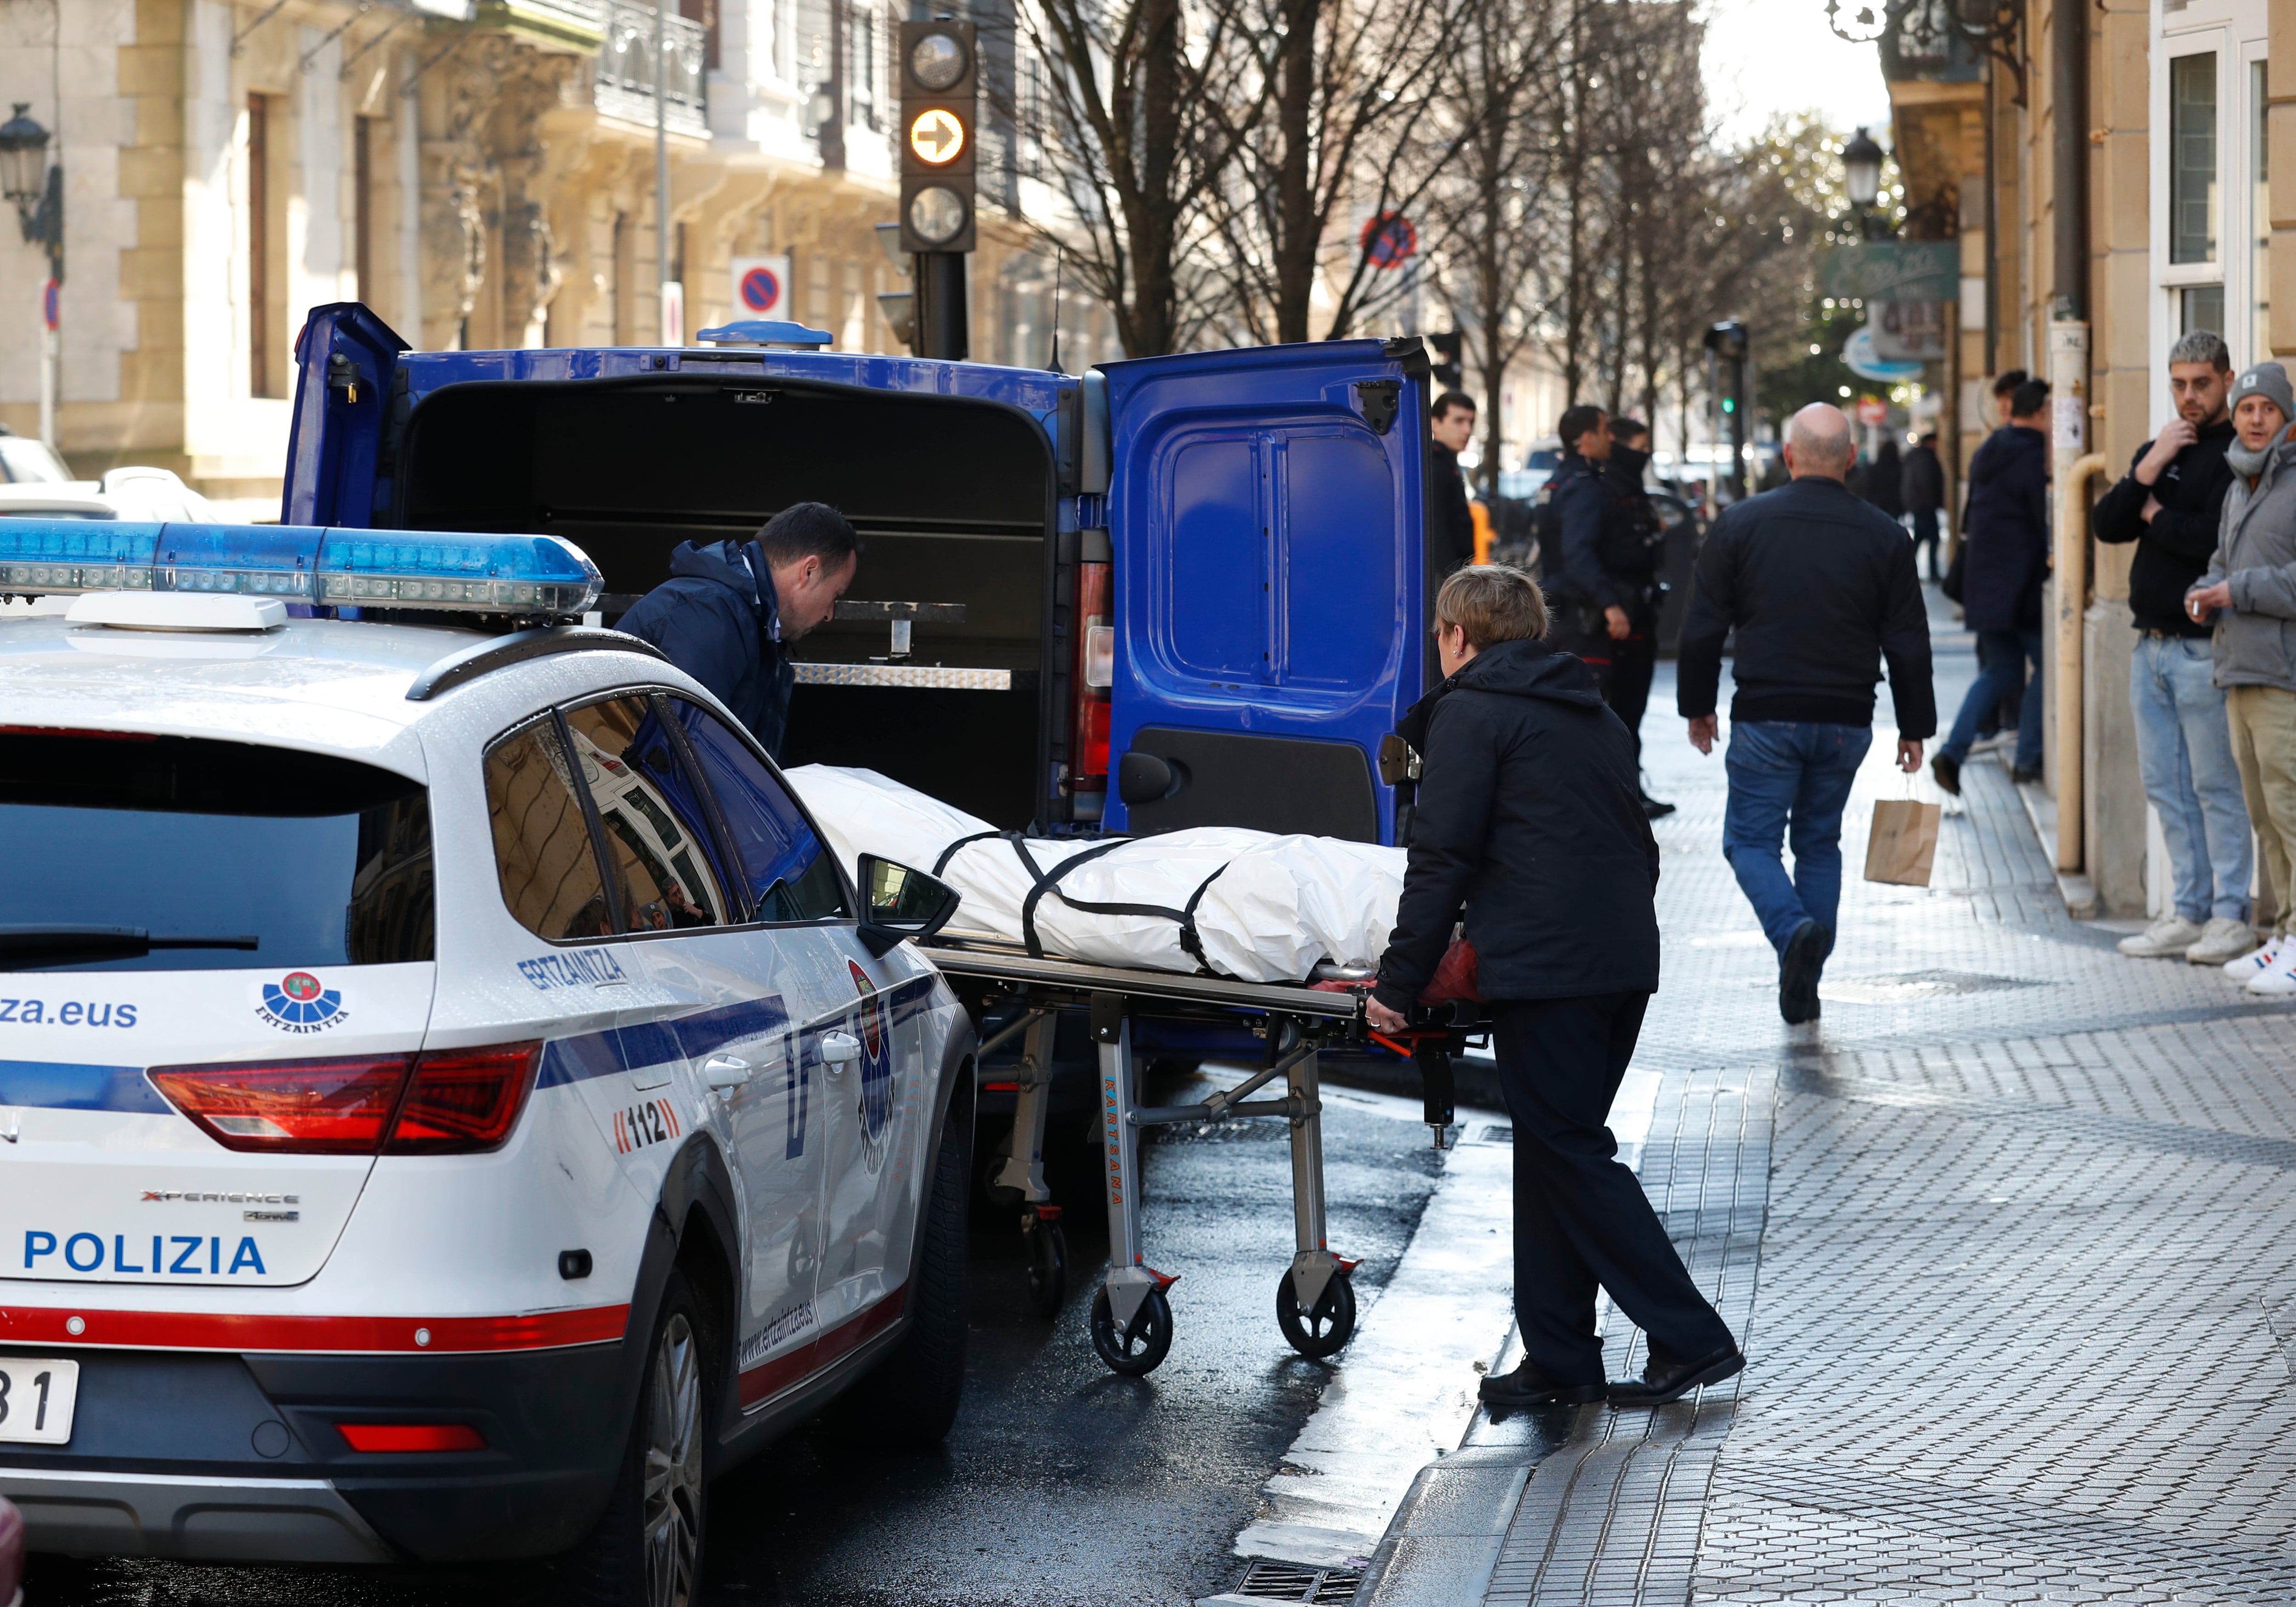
[927, 935, 1480, 1375]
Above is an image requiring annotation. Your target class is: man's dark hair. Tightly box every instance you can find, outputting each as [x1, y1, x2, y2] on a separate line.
[2009, 377, 2051, 420]
[1919, 432, 1938, 444]
[1991, 369, 2030, 399]
[1610, 415, 1650, 444]
[1432, 390, 1476, 421]
[755, 501, 859, 571]
[1558, 403, 1604, 453]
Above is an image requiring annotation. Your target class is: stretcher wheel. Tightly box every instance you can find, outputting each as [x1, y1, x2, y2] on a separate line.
[1025, 1217, 1067, 1319]
[1089, 1285, 1173, 1375]
[1276, 1267, 1356, 1360]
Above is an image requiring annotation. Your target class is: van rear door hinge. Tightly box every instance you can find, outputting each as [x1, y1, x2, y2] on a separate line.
[327, 352, 361, 405]
[1354, 380, 1400, 436]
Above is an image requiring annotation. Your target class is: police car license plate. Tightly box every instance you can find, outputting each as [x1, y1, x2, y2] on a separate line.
[0, 1359, 78, 1444]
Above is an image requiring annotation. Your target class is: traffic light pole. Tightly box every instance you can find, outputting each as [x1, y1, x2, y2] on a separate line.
[915, 250, 968, 361]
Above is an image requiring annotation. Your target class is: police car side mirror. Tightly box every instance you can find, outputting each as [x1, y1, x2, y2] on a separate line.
[856, 854, 962, 957]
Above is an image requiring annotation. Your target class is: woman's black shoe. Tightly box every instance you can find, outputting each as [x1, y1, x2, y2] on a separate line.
[1607, 1345, 1745, 1408]
[1478, 1362, 1606, 1408]
[1931, 752, 1962, 796]
[1641, 791, 1677, 819]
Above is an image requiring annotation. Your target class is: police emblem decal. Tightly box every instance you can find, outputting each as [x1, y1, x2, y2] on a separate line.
[255, 971, 347, 1034]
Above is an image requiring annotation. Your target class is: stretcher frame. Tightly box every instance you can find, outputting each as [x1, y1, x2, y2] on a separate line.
[925, 939, 1378, 1374]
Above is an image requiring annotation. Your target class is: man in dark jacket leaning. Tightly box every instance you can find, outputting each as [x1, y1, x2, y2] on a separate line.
[1367, 565, 1741, 1411]
[1678, 403, 1934, 1024]
[615, 502, 858, 760]
[1933, 378, 2052, 789]
[2092, 329, 2253, 965]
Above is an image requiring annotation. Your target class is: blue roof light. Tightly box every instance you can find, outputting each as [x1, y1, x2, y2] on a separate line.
[0, 522, 600, 616]
[695, 319, 834, 348]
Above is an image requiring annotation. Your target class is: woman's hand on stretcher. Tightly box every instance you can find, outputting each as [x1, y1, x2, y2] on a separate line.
[1365, 995, 1409, 1033]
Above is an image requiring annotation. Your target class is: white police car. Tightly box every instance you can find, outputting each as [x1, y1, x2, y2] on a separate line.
[0, 521, 973, 1605]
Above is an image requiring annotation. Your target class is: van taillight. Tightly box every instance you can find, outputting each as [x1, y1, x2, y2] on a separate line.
[1071, 561, 1111, 791]
[150, 1042, 541, 1156]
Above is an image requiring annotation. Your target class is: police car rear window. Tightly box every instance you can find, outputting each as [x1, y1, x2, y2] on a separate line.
[0, 731, 434, 971]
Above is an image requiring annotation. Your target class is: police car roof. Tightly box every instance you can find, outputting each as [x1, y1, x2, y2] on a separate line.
[0, 609, 663, 772]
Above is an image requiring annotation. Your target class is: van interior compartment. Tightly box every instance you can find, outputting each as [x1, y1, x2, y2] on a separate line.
[390, 375, 1059, 828]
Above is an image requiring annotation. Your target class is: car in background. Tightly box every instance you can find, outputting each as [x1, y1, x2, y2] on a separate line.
[1496, 437, 1563, 501]
[0, 427, 73, 486]
[0, 467, 220, 523]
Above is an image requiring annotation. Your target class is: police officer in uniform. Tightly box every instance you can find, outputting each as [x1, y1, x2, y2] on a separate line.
[1545, 405, 1672, 817]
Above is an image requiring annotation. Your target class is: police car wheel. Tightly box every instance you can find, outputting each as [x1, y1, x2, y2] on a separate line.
[1089, 1285, 1174, 1376]
[1024, 1217, 1067, 1319]
[828, 1095, 970, 1447]
[566, 1269, 716, 1607]
[1275, 1266, 1356, 1361]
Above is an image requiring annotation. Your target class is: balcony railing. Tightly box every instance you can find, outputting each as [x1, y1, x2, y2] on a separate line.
[595, 0, 708, 136]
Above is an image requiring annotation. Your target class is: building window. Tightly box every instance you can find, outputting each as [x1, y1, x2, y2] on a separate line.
[353, 116, 374, 305]
[2171, 52, 2219, 266]
[2256, 60, 2271, 361]
[2182, 284, 2227, 336]
[850, 8, 877, 130]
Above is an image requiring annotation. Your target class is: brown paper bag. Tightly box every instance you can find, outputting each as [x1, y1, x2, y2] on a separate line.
[1864, 797, 1942, 886]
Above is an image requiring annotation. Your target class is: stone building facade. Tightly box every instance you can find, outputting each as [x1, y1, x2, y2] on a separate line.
[0, 0, 1110, 516]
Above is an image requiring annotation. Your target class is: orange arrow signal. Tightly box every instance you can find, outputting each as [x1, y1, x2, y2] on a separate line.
[908, 109, 965, 165]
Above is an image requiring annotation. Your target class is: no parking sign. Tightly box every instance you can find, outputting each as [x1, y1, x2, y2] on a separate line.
[731, 256, 791, 318]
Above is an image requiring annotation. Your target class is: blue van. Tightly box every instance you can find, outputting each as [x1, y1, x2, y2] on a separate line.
[286, 305, 1437, 846]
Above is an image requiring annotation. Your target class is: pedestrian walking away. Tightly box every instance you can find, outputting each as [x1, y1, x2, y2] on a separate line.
[2189, 361, 2296, 993]
[1429, 390, 1480, 584]
[1678, 402, 1936, 1025]
[1367, 564, 1743, 1411]
[1547, 404, 1673, 817]
[1904, 431, 1945, 580]
[2093, 329, 2252, 966]
[614, 500, 859, 760]
[1934, 378, 2052, 793]
[1863, 436, 1905, 522]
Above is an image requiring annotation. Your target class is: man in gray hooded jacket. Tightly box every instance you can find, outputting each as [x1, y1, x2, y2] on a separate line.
[2189, 361, 2296, 993]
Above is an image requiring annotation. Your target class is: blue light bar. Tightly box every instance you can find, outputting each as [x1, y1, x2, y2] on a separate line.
[0, 522, 601, 615]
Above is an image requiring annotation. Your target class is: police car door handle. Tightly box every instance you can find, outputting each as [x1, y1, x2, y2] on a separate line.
[820, 1031, 862, 1071]
[703, 1055, 752, 1090]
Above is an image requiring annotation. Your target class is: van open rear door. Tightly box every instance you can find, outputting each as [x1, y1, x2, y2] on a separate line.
[282, 302, 408, 527]
[1096, 339, 1430, 846]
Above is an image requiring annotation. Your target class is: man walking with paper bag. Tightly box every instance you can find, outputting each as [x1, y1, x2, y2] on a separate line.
[1678, 403, 1936, 1024]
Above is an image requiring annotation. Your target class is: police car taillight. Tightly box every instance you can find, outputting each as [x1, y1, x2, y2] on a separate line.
[150, 1041, 541, 1156]
[0, 522, 601, 616]
[384, 1042, 542, 1154]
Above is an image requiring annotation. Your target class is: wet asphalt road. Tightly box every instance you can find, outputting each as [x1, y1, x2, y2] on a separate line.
[28, 1067, 1446, 1607]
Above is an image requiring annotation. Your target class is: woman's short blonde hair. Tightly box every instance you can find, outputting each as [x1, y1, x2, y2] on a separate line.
[1434, 563, 1549, 648]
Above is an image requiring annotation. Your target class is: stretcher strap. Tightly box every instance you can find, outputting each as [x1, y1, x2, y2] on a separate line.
[931, 830, 1005, 878]
[1026, 854, 1232, 976]
[1012, 836, 1137, 959]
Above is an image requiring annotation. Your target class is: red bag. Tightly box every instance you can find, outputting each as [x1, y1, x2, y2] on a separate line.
[1417, 936, 1480, 1003]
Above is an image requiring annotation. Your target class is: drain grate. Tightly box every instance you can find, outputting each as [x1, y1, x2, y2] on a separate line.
[1232, 1559, 1363, 1604]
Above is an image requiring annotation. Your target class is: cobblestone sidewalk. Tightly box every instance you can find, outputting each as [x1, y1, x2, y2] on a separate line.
[1356, 623, 2296, 1606]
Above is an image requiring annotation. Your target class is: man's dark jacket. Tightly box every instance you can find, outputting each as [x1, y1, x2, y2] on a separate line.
[1545, 453, 1647, 624]
[1961, 424, 2051, 633]
[1902, 442, 1944, 514]
[1432, 444, 1476, 574]
[1373, 639, 1659, 1011]
[615, 539, 796, 758]
[1676, 476, 1936, 737]
[2092, 416, 2235, 636]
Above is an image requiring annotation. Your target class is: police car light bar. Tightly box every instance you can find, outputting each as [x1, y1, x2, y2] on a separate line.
[0, 522, 601, 616]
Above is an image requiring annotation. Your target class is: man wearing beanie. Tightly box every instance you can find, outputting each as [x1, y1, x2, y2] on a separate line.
[2190, 361, 2296, 993]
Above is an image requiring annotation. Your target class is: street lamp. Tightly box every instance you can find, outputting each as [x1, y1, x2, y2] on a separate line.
[0, 104, 47, 235]
[0, 104, 62, 451]
[1842, 126, 1885, 210]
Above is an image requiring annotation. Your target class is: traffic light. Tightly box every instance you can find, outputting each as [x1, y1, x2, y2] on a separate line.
[1428, 330, 1464, 391]
[899, 20, 977, 255]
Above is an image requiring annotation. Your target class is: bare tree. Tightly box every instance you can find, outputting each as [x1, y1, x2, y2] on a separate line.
[1195, 0, 1466, 343]
[1006, 0, 1242, 355]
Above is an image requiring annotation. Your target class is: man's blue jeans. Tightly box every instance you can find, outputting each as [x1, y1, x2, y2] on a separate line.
[1723, 721, 1874, 954]
[1943, 629, 2045, 771]
[2131, 633, 2253, 922]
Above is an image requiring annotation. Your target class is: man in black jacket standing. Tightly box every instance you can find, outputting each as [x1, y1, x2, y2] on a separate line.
[2092, 329, 2253, 965]
[1678, 403, 1934, 1024]
[1903, 432, 1945, 579]
[616, 502, 858, 759]
[1430, 390, 1480, 580]
[1368, 565, 1741, 1411]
